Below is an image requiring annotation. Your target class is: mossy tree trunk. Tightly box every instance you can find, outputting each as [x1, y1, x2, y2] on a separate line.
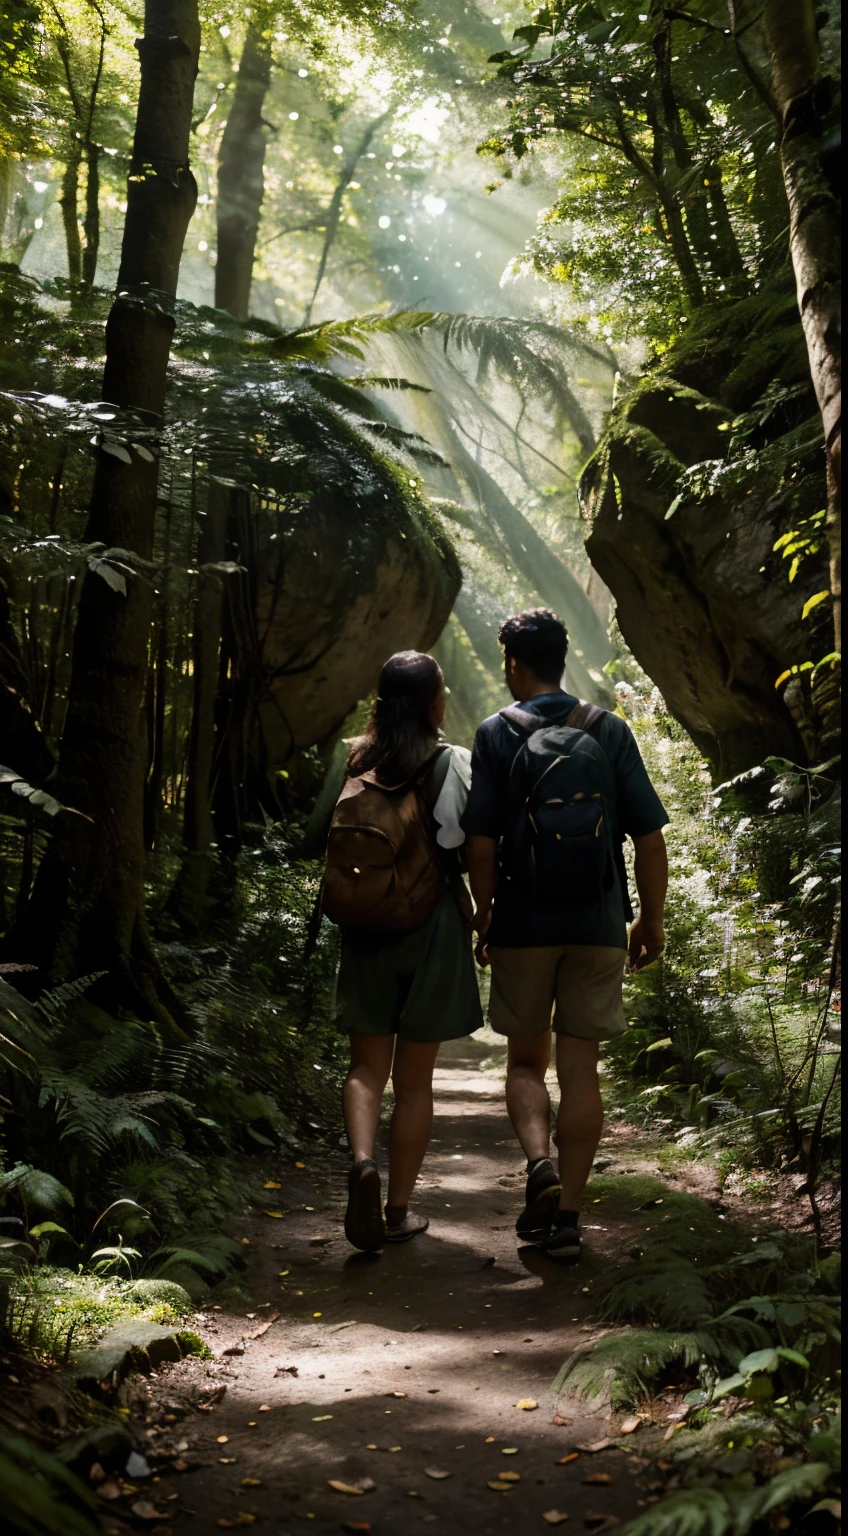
[15, 1, 201, 1029]
[214, 13, 273, 321]
[765, 0, 841, 656]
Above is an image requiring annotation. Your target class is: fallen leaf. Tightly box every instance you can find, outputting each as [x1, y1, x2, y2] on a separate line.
[310, 1236, 330, 1245]
[619, 1417, 641, 1435]
[241, 1478, 262, 1488]
[552, 1415, 573, 1426]
[275, 1365, 299, 1377]
[172, 1461, 189, 1474]
[176, 1440, 189, 1453]
[264, 1181, 281, 1189]
[501, 1447, 519, 1456]
[557, 1453, 579, 1465]
[497, 1471, 520, 1483]
[312, 1415, 333, 1422]
[487, 1480, 514, 1491]
[392, 1392, 407, 1399]
[543, 1514, 570, 1527]
[216, 1436, 229, 1445]
[313, 1312, 323, 1318]
[258, 1405, 271, 1412]
[97, 1482, 122, 1501]
[130, 1502, 170, 1522]
[218, 1458, 237, 1465]
[89, 1463, 106, 1484]
[485, 1437, 495, 1444]
[328, 1481, 365, 1496]
[576, 1441, 611, 1453]
[407, 1490, 422, 1498]
[583, 1473, 614, 1485]
[264, 1211, 284, 1219]
[248, 1312, 279, 1340]
[516, 1398, 538, 1411]
[425, 1468, 452, 1480]
[278, 1270, 290, 1277]
[295, 1161, 307, 1169]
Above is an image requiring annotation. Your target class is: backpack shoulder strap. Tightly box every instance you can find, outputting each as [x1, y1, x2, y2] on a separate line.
[417, 744, 451, 809]
[567, 700, 607, 739]
[499, 704, 546, 735]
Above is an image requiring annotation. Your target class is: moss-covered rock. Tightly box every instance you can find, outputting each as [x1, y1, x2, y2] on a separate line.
[582, 289, 830, 776]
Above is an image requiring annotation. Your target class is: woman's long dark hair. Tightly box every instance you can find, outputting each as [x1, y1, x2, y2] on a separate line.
[347, 651, 444, 783]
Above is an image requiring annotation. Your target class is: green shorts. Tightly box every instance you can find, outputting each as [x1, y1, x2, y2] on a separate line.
[334, 892, 484, 1043]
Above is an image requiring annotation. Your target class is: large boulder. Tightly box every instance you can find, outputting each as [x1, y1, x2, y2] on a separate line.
[252, 492, 460, 764]
[582, 288, 831, 777]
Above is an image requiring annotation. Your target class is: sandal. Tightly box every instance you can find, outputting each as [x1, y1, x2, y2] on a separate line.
[344, 1158, 385, 1252]
[384, 1209, 429, 1244]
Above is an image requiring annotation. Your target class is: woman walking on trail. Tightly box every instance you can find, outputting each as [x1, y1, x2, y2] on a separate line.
[324, 651, 483, 1252]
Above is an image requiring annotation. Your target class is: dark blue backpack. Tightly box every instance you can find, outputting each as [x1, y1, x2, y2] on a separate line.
[501, 700, 619, 905]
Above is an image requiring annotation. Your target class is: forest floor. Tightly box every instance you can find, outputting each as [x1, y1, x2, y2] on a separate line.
[112, 1033, 744, 1536]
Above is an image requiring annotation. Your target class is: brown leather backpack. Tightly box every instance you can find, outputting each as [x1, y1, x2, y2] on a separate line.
[322, 749, 449, 931]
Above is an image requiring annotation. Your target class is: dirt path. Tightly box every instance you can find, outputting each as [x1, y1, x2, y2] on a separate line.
[135, 1036, 669, 1534]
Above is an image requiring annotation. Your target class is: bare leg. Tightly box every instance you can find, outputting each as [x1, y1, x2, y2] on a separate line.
[342, 1034, 394, 1163]
[505, 1031, 553, 1161]
[386, 1039, 441, 1208]
[555, 1035, 603, 1211]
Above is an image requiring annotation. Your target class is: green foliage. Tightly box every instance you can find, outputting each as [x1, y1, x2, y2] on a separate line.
[553, 1327, 720, 1408]
[0, 1436, 101, 1536]
[621, 1464, 833, 1536]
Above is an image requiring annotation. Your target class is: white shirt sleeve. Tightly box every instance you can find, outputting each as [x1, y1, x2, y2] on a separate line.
[432, 744, 472, 849]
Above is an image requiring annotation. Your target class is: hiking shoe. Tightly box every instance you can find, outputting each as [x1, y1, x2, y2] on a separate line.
[384, 1210, 429, 1244]
[344, 1158, 385, 1252]
[537, 1222, 582, 1263]
[516, 1157, 561, 1244]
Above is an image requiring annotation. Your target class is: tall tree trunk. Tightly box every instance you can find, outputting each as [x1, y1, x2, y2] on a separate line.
[214, 16, 272, 320]
[82, 141, 101, 286]
[765, 0, 841, 659]
[14, 1, 200, 1028]
[59, 149, 83, 285]
[169, 480, 231, 928]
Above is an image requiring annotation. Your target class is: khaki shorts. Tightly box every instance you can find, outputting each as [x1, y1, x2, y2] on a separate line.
[488, 945, 628, 1041]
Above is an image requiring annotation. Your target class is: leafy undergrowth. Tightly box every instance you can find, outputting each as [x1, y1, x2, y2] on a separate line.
[0, 842, 345, 1328]
[0, 1435, 101, 1536]
[552, 1172, 841, 1536]
[3, 1269, 197, 1358]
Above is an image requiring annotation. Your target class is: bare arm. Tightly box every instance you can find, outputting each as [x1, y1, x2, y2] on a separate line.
[467, 834, 498, 962]
[629, 828, 668, 970]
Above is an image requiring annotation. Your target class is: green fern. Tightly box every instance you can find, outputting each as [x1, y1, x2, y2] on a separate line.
[552, 1328, 720, 1408]
[599, 1260, 715, 1330]
[621, 1488, 732, 1536]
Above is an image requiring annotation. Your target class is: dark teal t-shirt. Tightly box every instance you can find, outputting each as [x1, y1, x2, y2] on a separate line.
[462, 692, 668, 948]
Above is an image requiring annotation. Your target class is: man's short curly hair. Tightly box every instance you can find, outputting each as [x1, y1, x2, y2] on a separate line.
[497, 607, 568, 685]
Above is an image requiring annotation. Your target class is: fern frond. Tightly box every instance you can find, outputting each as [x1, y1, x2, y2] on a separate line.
[268, 309, 434, 364]
[36, 974, 106, 1025]
[599, 1260, 714, 1331]
[621, 1487, 732, 1536]
[552, 1328, 720, 1407]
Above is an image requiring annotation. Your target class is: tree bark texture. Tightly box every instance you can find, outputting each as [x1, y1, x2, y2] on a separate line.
[59, 150, 83, 286]
[16, 1, 200, 1023]
[765, 0, 841, 654]
[214, 18, 272, 320]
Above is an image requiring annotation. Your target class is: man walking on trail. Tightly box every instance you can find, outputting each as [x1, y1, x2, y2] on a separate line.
[464, 608, 668, 1263]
